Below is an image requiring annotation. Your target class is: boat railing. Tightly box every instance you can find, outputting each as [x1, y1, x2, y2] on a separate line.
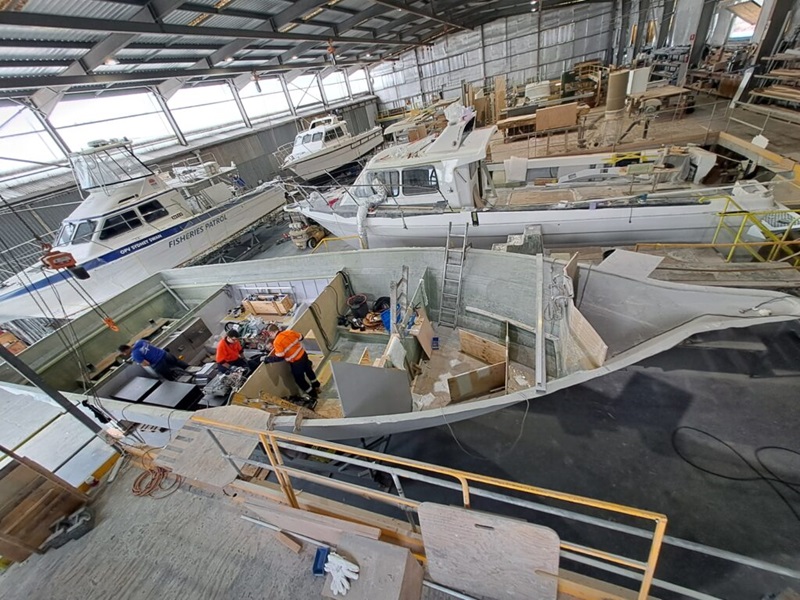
[273, 142, 294, 167]
[164, 152, 226, 183]
[188, 413, 668, 600]
[634, 195, 800, 266]
[181, 413, 800, 600]
[310, 235, 364, 253]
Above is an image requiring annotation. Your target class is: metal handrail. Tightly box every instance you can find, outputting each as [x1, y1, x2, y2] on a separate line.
[189, 414, 667, 600]
[310, 235, 364, 253]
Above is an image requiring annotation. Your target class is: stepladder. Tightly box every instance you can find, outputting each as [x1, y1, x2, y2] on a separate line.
[438, 221, 469, 328]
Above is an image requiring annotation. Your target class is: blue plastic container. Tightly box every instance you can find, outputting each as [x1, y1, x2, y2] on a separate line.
[312, 546, 330, 576]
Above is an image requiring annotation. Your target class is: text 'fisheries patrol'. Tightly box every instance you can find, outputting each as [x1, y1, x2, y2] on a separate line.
[168, 214, 228, 248]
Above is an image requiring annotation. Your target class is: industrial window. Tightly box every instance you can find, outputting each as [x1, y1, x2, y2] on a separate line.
[167, 84, 244, 142]
[348, 70, 369, 95]
[138, 200, 169, 223]
[287, 74, 324, 109]
[99, 210, 142, 240]
[402, 166, 438, 195]
[312, 132, 323, 142]
[239, 79, 291, 122]
[324, 127, 343, 142]
[322, 71, 349, 102]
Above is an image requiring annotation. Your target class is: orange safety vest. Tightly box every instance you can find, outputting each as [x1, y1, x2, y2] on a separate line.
[273, 329, 305, 362]
[216, 338, 242, 364]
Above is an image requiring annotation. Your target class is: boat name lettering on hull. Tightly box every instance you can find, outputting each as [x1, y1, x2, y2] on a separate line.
[168, 214, 228, 248]
[119, 233, 164, 256]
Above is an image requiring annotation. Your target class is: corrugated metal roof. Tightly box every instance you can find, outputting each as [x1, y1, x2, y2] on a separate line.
[0, 66, 67, 77]
[0, 25, 103, 42]
[200, 14, 267, 30]
[22, 0, 143, 20]
[0, 47, 86, 60]
[228, 0, 293, 14]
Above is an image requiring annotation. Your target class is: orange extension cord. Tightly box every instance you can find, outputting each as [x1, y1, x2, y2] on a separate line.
[132, 466, 183, 499]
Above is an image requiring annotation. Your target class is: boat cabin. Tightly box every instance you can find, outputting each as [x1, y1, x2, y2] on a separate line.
[287, 116, 351, 162]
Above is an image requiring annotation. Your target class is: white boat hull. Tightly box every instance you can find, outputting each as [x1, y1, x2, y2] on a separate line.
[0, 187, 286, 321]
[284, 127, 383, 181]
[301, 199, 733, 249]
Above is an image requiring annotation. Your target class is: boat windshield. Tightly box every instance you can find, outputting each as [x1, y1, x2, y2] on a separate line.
[70, 145, 152, 191]
[55, 219, 97, 247]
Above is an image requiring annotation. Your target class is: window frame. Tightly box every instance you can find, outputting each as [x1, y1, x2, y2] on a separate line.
[98, 210, 143, 241]
[137, 199, 170, 223]
[401, 165, 439, 196]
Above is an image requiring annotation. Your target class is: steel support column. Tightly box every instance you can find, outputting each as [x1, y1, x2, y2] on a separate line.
[0, 345, 103, 435]
[279, 74, 297, 116]
[152, 89, 188, 146]
[657, 0, 676, 47]
[228, 80, 252, 128]
[688, 0, 719, 67]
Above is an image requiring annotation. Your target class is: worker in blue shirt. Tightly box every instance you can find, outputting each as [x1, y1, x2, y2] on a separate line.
[118, 340, 188, 381]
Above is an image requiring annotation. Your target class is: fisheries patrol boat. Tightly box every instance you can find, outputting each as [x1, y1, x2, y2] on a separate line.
[0, 140, 285, 321]
[277, 115, 383, 181]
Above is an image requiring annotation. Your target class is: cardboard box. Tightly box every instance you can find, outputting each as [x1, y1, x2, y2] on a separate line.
[242, 294, 294, 315]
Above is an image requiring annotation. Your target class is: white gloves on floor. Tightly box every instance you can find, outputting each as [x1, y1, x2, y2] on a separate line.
[324, 551, 360, 596]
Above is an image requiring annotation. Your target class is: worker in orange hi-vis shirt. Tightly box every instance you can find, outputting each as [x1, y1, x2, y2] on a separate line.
[265, 323, 321, 398]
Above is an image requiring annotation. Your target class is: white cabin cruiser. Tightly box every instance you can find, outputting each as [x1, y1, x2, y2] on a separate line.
[278, 115, 383, 181]
[287, 105, 788, 249]
[0, 140, 285, 321]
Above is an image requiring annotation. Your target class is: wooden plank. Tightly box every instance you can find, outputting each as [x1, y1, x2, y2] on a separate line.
[274, 530, 303, 553]
[322, 534, 424, 600]
[536, 102, 578, 132]
[418, 502, 560, 600]
[154, 406, 270, 488]
[493, 75, 506, 124]
[410, 314, 435, 359]
[244, 500, 381, 547]
[447, 362, 506, 403]
[458, 329, 506, 364]
[228, 479, 425, 555]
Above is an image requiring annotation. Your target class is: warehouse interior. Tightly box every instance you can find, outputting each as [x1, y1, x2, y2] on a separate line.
[1, 1, 800, 599]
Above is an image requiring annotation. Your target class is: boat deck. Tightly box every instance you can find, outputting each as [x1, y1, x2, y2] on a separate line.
[497, 183, 698, 208]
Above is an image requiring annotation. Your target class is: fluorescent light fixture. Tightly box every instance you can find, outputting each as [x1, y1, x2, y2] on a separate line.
[104, 57, 119, 66]
[279, 22, 298, 32]
[223, 56, 235, 63]
[292, 55, 298, 59]
[302, 7, 324, 20]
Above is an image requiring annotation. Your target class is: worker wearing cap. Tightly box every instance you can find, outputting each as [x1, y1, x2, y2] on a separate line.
[215, 329, 253, 373]
[266, 324, 320, 397]
[119, 340, 188, 381]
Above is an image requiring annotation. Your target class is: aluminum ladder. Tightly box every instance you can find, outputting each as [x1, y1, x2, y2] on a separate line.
[438, 222, 469, 328]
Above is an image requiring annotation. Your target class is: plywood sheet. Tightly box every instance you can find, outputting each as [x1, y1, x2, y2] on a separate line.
[155, 406, 269, 488]
[418, 503, 559, 600]
[728, 0, 761, 24]
[331, 362, 412, 418]
[322, 533, 424, 600]
[536, 102, 578, 132]
[411, 316, 435, 359]
[447, 362, 506, 403]
[458, 330, 506, 364]
[0, 389, 62, 451]
[245, 501, 380, 547]
[596, 249, 663, 279]
[564, 304, 609, 371]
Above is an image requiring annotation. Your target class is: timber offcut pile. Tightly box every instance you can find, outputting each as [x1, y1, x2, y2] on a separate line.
[751, 84, 800, 103]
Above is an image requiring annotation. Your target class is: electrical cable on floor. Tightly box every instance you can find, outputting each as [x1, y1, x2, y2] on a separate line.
[671, 426, 800, 522]
[440, 398, 530, 461]
[132, 466, 183, 499]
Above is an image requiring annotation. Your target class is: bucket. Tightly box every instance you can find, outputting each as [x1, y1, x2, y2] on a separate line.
[347, 294, 368, 319]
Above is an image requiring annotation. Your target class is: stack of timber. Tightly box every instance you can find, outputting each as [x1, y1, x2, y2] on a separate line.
[0, 446, 88, 561]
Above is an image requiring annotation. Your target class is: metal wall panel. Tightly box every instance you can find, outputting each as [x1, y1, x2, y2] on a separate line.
[369, 5, 614, 110]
